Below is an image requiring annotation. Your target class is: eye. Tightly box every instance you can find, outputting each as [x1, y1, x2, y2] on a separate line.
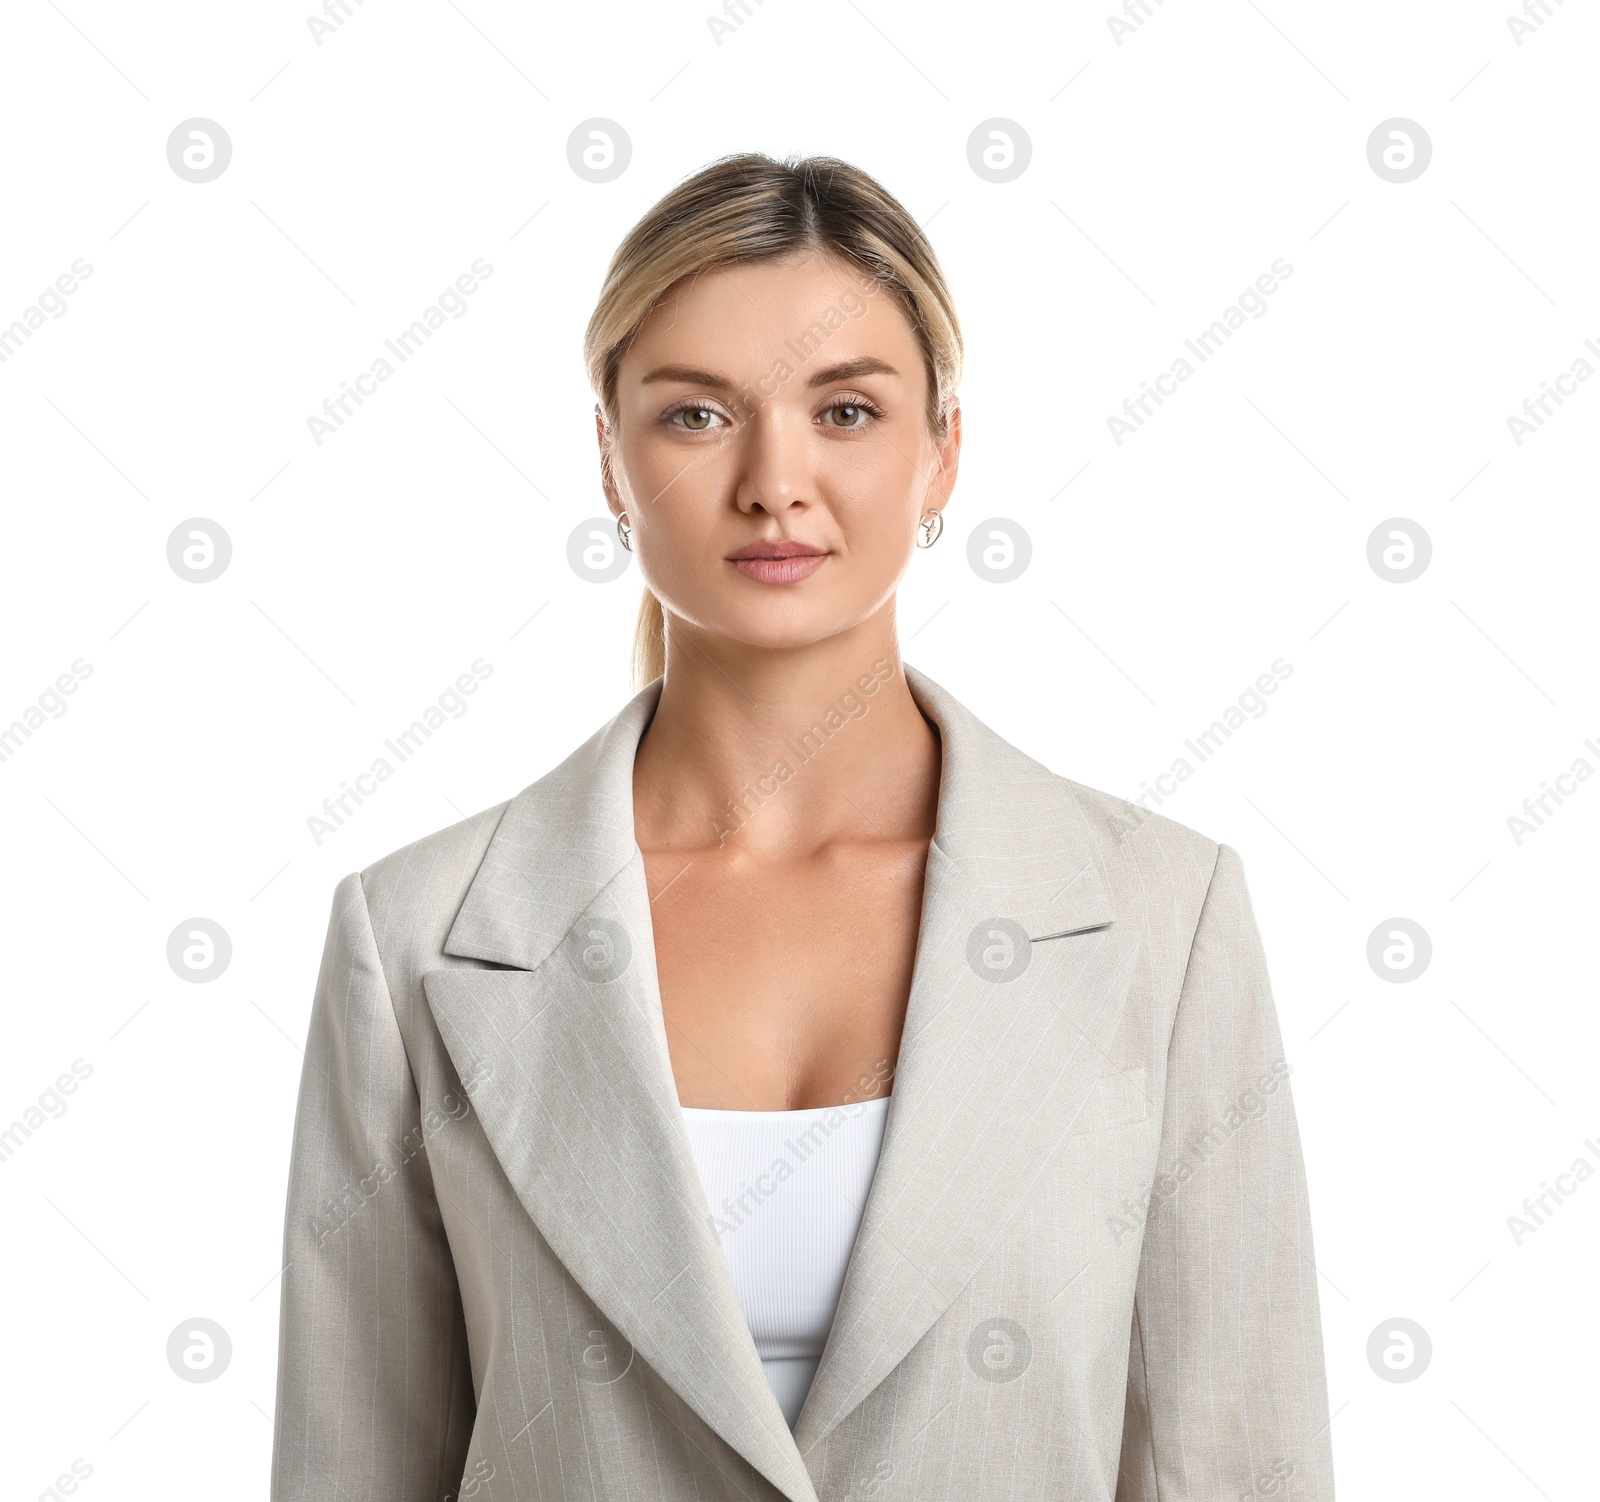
[820, 395, 885, 430]
[663, 401, 728, 432]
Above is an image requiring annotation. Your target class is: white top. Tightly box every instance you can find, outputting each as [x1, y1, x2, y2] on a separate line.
[680, 1095, 891, 1429]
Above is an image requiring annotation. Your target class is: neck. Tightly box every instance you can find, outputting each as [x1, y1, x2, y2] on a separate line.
[632, 609, 941, 859]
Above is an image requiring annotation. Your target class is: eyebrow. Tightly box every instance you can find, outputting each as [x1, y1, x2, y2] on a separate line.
[638, 364, 735, 389]
[635, 356, 902, 390]
[805, 356, 900, 388]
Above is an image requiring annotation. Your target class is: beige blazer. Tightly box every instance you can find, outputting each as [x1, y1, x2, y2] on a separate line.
[271, 666, 1335, 1501]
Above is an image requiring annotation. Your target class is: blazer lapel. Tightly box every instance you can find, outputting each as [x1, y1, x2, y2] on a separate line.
[790, 668, 1143, 1453]
[423, 682, 819, 1502]
[418, 665, 1140, 1485]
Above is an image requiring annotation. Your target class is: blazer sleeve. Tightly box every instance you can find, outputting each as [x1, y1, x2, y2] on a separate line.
[271, 872, 476, 1501]
[1117, 843, 1336, 1501]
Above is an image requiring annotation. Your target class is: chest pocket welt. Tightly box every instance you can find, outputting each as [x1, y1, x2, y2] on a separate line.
[1069, 1066, 1152, 1135]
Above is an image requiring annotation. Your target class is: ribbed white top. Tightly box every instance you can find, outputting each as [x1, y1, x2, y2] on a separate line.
[680, 1095, 891, 1429]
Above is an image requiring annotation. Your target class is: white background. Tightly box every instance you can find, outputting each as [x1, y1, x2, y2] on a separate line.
[1, 0, 1595, 1496]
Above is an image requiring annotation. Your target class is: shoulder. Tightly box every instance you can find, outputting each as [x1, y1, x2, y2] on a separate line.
[347, 797, 512, 961]
[1056, 765, 1222, 917]
[329, 681, 661, 978]
[1019, 749, 1244, 980]
[1061, 769, 1220, 889]
[922, 673, 1221, 882]
[936, 680, 1225, 937]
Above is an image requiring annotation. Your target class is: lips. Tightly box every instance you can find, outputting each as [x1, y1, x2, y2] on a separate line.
[726, 539, 828, 584]
[727, 540, 827, 560]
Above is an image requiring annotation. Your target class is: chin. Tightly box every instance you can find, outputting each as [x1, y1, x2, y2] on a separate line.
[682, 599, 867, 654]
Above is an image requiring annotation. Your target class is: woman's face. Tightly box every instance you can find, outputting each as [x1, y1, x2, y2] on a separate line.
[601, 252, 960, 655]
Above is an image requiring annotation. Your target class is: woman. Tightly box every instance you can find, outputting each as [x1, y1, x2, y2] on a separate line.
[272, 154, 1336, 1502]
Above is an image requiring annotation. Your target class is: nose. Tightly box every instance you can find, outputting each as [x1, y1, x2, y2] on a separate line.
[733, 405, 811, 517]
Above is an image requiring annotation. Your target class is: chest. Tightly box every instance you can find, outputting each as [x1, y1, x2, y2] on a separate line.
[642, 841, 930, 1110]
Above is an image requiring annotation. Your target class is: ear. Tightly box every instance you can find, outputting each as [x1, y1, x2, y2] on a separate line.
[595, 404, 623, 516]
[926, 398, 963, 513]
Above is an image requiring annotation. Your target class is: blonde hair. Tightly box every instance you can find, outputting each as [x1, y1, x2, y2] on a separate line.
[582, 152, 963, 689]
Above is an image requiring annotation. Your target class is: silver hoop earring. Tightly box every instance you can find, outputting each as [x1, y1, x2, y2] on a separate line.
[616, 512, 633, 552]
[916, 510, 944, 548]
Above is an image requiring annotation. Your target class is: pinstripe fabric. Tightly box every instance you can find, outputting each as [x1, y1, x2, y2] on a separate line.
[270, 666, 1336, 1501]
